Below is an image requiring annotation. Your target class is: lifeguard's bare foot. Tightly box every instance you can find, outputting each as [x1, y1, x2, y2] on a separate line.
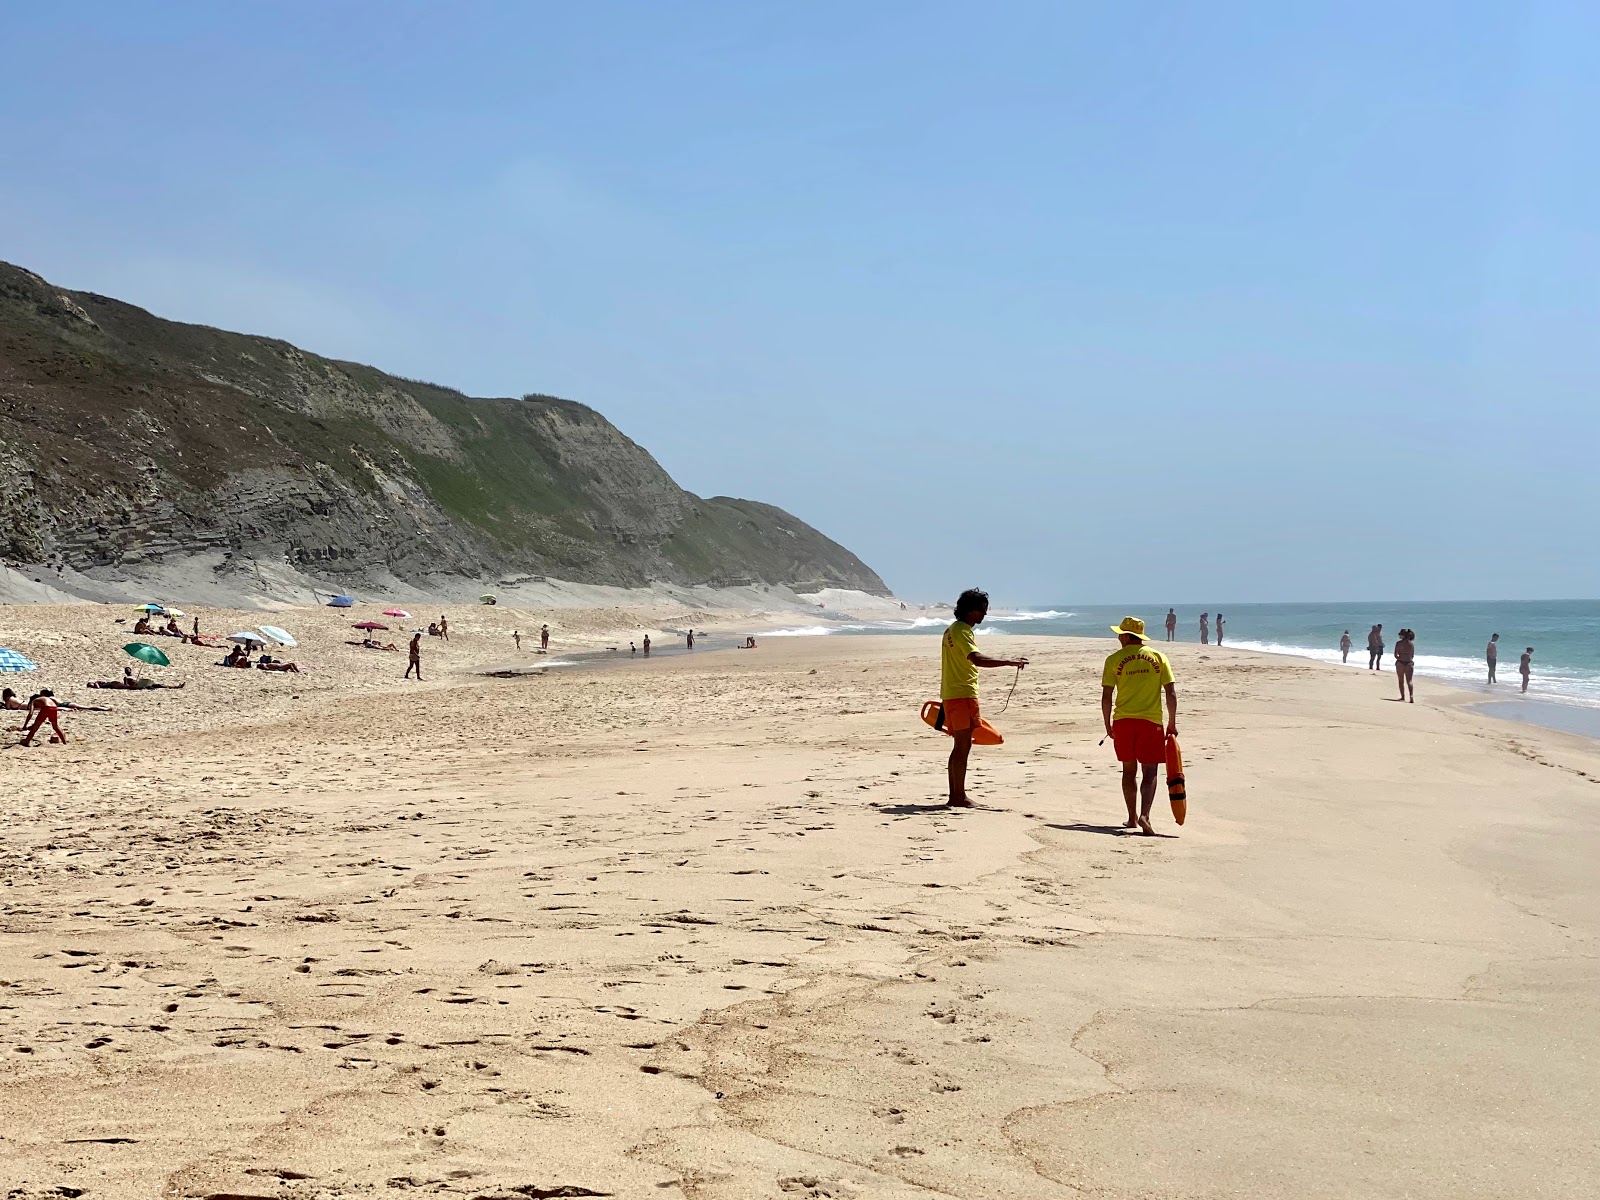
[947, 797, 974, 808]
[1137, 816, 1155, 836]
[1122, 817, 1139, 829]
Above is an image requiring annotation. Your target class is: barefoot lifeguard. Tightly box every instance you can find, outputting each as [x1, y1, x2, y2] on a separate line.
[937, 588, 1027, 808]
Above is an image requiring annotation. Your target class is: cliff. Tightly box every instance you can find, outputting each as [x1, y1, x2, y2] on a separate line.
[0, 261, 889, 597]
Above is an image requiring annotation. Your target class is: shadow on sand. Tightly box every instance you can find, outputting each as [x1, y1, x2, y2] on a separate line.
[1046, 821, 1180, 839]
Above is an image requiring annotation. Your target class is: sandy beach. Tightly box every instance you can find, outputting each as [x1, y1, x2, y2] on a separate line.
[2, 606, 1597, 1198]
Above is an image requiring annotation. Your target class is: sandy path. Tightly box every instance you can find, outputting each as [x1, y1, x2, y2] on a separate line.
[1, 628, 1596, 1198]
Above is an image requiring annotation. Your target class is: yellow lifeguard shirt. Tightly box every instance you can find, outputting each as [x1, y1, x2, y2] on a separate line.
[1101, 643, 1175, 726]
[941, 621, 980, 700]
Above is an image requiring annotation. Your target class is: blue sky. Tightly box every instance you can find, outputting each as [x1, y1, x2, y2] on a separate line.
[3, 1, 1597, 603]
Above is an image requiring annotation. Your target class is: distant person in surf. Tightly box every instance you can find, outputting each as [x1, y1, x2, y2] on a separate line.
[405, 632, 423, 680]
[1367, 625, 1384, 671]
[1340, 630, 1352, 663]
[1520, 647, 1533, 694]
[687, 629, 695, 649]
[1486, 633, 1498, 684]
[1165, 609, 1177, 641]
[540, 624, 550, 652]
[643, 634, 651, 656]
[1199, 613, 1209, 644]
[1102, 616, 1178, 836]
[1394, 628, 1415, 702]
[940, 588, 1027, 808]
[1214, 613, 1225, 646]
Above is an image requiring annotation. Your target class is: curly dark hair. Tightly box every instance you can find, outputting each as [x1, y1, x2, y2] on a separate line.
[954, 588, 990, 620]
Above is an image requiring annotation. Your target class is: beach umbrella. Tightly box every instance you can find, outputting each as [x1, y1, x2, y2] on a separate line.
[382, 608, 411, 618]
[124, 642, 171, 667]
[327, 595, 355, 608]
[228, 632, 267, 645]
[136, 603, 166, 614]
[258, 624, 297, 647]
[480, 594, 496, 604]
[163, 608, 187, 618]
[0, 648, 38, 673]
[352, 620, 389, 631]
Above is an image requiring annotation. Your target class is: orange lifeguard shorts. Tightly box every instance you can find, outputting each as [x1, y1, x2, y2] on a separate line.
[942, 697, 1003, 746]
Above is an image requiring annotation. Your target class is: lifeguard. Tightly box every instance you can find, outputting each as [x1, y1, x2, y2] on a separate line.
[1101, 616, 1179, 835]
[939, 589, 1028, 808]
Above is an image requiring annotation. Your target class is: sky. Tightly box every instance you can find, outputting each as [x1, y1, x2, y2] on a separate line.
[3, 1, 1597, 604]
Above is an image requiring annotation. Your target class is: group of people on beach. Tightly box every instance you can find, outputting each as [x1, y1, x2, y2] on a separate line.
[939, 589, 1179, 834]
[1342, 625, 1535, 698]
[1154, 609, 1223, 645]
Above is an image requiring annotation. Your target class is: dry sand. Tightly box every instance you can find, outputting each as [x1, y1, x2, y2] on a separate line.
[1, 607, 1597, 1198]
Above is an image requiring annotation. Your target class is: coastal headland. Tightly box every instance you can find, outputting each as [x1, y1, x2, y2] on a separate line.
[2, 603, 1597, 1198]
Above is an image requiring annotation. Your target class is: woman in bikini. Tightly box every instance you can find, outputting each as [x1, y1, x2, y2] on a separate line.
[1394, 628, 1416, 703]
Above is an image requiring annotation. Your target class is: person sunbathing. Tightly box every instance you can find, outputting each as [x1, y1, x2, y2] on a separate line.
[1, 687, 25, 710]
[162, 619, 185, 637]
[89, 667, 185, 690]
[349, 638, 399, 651]
[133, 617, 154, 634]
[257, 659, 301, 673]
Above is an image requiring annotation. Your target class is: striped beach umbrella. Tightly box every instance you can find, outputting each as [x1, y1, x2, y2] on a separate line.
[0, 648, 38, 673]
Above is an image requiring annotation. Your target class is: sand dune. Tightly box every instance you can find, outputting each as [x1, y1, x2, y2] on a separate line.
[1, 610, 1596, 1197]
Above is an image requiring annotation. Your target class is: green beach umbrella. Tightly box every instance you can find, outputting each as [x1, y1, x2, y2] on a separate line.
[123, 642, 171, 668]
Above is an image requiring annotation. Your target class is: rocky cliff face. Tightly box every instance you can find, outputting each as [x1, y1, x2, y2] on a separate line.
[0, 261, 889, 595]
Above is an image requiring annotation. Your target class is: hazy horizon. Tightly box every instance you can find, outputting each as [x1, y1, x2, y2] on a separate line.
[6, 1, 1597, 601]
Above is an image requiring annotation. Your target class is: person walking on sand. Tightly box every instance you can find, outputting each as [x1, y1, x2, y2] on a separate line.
[513, 629, 521, 651]
[940, 588, 1028, 808]
[18, 689, 66, 746]
[1199, 613, 1210, 645]
[1102, 617, 1178, 836]
[1367, 624, 1385, 671]
[1486, 633, 1499, 684]
[405, 632, 423, 680]
[1165, 608, 1177, 641]
[687, 629, 695, 649]
[1394, 628, 1416, 702]
[438, 615, 449, 641]
[1520, 646, 1533, 694]
[1214, 612, 1225, 646]
[1340, 630, 1353, 663]
[540, 624, 550, 653]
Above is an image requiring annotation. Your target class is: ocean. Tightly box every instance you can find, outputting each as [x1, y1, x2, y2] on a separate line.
[760, 600, 1600, 737]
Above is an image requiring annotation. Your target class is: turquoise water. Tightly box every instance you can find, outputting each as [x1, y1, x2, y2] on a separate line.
[760, 599, 1600, 735]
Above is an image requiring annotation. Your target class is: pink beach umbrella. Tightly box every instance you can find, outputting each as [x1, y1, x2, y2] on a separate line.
[382, 608, 411, 618]
[352, 621, 389, 632]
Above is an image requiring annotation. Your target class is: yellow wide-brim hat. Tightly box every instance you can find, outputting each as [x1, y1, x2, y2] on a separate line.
[1111, 616, 1150, 640]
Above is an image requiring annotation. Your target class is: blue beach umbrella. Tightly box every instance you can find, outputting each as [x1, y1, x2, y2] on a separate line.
[327, 595, 355, 608]
[0, 648, 38, 673]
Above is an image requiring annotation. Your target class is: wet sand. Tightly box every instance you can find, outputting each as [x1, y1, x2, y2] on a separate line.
[1, 609, 1597, 1198]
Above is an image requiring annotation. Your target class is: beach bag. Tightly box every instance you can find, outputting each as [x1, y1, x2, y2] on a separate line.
[1166, 735, 1187, 825]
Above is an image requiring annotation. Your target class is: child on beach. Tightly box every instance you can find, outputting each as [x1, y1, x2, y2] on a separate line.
[940, 588, 1028, 808]
[1340, 630, 1352, 663]
[1101, 617, 1178, 835]
[17, 690, 66, 746]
